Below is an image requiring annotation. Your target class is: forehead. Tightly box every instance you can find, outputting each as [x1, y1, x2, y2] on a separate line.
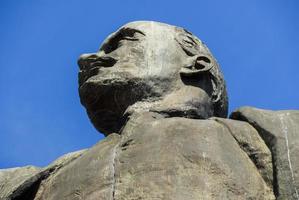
[100, 21, 211, 58]
[100, 21, 177, 47]
[123, 21, 176, 34]
[126, 22, 210, 56]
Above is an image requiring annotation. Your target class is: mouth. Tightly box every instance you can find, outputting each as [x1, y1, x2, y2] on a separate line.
[79, 78, 128, 135]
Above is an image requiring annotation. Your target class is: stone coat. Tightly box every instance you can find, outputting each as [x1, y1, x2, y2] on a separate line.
[2, 108, 289, 200]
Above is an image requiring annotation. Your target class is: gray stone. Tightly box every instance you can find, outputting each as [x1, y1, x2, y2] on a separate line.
[114, 112, 274, 199]
[78, 21, 228, 135]
[31, 112, 274, 199]
[231, 106, 299, 200]
[45, 149, 86, 170]
[211, 117, 273, 189]
[0, 150, 86, 200]
[0, 166, 41, 199]
[33, 134, 120, 200]
[3, 21, 293, 199]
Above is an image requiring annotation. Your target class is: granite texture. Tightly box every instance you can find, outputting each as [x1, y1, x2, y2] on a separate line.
[1, 21, 298, 200]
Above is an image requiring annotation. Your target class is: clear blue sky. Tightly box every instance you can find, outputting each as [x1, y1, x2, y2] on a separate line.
[0, 0, 298, 168]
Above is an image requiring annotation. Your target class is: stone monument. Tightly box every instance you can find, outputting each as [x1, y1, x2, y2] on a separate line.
[1, 21, 298, 200]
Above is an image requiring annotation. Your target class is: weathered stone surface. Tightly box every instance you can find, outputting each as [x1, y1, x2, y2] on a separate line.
[3, 21, 297, 199]
[26, 112, 274, 199]
[113, 112, 274, 199]
[211, 117, 273, 188]
[33, 134, 120, 200]
[0, 166, 41, 199]
[0, 150, 86, 200]
[45, 149, 86, 170]
[78, 21, 228, 135]
[231, 106, 299, 200]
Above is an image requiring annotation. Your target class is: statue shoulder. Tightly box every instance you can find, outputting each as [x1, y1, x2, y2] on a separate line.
[231, 106, 299, 199]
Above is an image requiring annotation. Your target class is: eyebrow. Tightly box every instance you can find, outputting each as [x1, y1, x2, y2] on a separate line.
[100, 27, 145, 53]
[120, 27, 146, 36]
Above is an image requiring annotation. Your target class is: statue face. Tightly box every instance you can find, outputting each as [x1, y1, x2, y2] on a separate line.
[78, 21, 227, 135]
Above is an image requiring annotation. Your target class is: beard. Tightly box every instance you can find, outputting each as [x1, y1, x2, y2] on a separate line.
[79, 74, 165, 135]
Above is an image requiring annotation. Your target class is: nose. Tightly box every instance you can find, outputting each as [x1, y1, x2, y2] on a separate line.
[78, 53, 99, 70]
[78, 53, 117, 70]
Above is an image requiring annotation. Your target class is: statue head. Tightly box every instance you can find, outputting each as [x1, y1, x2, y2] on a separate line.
[78, 21, 228, 135]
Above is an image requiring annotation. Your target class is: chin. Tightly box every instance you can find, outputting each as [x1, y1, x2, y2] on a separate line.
[79, 76, 161, 135]
[79, 81, 128, 135]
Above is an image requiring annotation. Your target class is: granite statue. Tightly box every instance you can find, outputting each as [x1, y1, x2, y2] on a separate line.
[1, 21, 298, 200]
[78, 21, 228, 135]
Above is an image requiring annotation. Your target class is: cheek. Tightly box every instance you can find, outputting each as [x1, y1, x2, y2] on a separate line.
[141, 53, 183, 78]
[114, 44, 146, 68]
[111, 39, 186, 79]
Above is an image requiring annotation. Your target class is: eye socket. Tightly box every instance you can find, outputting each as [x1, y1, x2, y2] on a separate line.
[101, 28, 145, 54]
[120, 28, 143, 41]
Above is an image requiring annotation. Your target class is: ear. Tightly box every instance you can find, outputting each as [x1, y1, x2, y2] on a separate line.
[180, 54, 222, 104]
[179, 54, 214, 77]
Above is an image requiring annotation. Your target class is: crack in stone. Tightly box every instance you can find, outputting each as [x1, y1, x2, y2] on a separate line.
[110, 135, 126, 200]
[111, 143, 118, 200]
[279, 113, 299, 199]
[230, 111, 280, 198]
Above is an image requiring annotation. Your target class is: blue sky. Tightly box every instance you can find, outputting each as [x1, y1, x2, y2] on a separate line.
[0, 0, 298, 168]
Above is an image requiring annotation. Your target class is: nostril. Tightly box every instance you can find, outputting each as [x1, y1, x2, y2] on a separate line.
[88, 56, 117, 68]
[98, 56, 117, 67]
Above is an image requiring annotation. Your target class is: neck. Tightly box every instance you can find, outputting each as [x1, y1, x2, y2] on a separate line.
[101, 86, 214, 136]
[119, 99, 213, 135]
